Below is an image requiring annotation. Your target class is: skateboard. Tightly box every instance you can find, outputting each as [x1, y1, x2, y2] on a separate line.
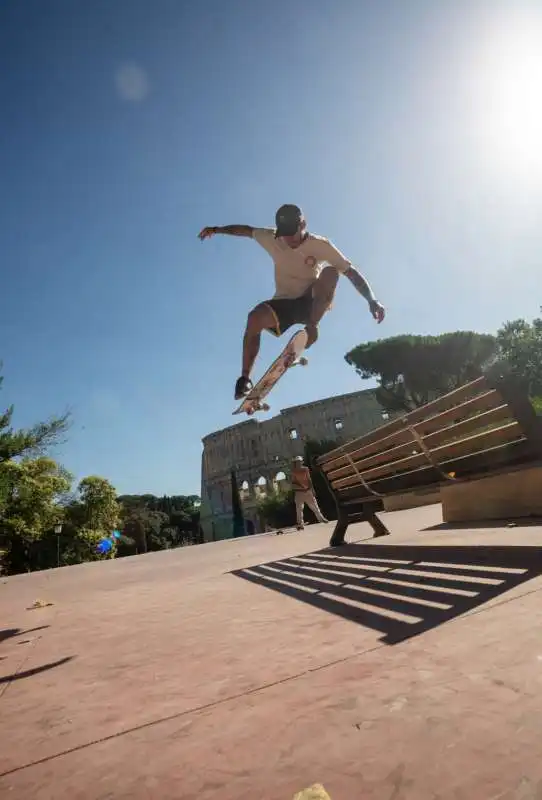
[233, 329, 309, 416]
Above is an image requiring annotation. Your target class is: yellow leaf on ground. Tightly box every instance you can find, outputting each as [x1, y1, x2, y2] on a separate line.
[293, 784, 331, 800]
[27, 599, 54, 610]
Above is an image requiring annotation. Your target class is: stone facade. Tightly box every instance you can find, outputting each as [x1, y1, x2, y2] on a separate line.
[199, 388, 386, 541]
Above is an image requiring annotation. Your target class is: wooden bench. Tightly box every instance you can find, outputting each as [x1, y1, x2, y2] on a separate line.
[317, 373, 542, 547]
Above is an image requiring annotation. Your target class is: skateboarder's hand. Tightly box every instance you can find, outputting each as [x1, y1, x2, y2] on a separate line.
[198, 226, 217, 241]
[369, 299, 385, 324]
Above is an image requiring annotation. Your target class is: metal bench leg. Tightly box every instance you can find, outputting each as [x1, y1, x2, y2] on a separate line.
[366, 510, 390, 538]
[329, 513, 349, 547]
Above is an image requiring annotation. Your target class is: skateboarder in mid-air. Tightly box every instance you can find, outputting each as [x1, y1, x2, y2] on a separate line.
[198, 204, 385, 400]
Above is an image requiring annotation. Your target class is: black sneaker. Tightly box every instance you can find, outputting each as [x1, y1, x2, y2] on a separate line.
[234, 376, 253, 400]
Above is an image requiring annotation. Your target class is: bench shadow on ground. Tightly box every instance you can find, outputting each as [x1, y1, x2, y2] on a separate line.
[231, 543, 542, 645]
[0, 626, 50, 644]
[0, 657, 75, 685]
[0, 626, 74, 685]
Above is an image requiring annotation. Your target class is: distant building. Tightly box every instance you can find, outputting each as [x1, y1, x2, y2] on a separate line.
[199, 388, 387, 541]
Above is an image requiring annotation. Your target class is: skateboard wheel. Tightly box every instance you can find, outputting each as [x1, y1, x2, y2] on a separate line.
[261, 403, 270, 412]
[299, 357, 308, 366]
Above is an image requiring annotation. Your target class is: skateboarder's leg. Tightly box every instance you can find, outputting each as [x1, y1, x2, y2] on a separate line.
[305, 267, 340, 347]
[235, 302, 279, 399]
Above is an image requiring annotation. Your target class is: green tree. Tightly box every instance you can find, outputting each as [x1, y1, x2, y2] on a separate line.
[158, 525, 182, 549]
[257, 488, 296, 529]
[121, 507, 169, 553]
[65, 526, 118, 564]
[117, 493, 202, 547]
[345, 332, 498, 414]
[77, 476, 120, 531]
[1, 457, 72, 574]
[0, 370, 70, 465]
[495, 310, 542, 397]
[0, 366, 72, 573]
[60, 476, 121, 563]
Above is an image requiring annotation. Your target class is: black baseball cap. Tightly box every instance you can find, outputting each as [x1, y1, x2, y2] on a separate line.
[275, 204, 304, 237]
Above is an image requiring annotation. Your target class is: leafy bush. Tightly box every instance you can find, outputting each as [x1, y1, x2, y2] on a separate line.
[257, 489, 296, 529]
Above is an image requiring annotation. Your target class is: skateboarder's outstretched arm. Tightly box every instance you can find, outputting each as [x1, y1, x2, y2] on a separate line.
[198, 225, 254, 240]
[318, 238, 386, 324]
[344, 266, 385, 323]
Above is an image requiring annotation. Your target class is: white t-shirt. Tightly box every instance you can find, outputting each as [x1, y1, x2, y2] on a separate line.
[252, 228, 352, 300]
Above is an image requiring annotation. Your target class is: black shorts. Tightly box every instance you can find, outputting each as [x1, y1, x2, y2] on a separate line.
[263, 288, 314, 337]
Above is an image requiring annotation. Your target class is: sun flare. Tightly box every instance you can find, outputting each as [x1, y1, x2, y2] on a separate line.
[468, 6, 542, 184]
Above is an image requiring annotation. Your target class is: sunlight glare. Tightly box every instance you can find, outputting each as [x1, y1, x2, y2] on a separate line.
[467, 7, 542, 186]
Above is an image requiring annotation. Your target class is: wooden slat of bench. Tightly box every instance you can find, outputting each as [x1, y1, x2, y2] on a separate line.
[341, 482, 441, 507]
[341, 450, 542, 509]
[333, 451, 430, 490]
[332, 421, 524, 490]
[317, 376, 488, 467]
[422, 403, 512, 449]
[336, 437, 533, 500]
[335, 421, 523, 490]
[327, 438, 421, 483]
[324, 428, 418, 479]
[341, 495, 392, 507]
[326, 402, 512, 483]
[413, 390, 505, 438]
[320, 385, 501, 475]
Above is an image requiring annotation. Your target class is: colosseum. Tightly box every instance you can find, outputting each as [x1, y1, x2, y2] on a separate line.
[199, 387, 387, 541]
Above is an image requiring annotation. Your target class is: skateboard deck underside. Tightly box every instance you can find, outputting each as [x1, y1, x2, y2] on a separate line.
[233, 329, 308, 416]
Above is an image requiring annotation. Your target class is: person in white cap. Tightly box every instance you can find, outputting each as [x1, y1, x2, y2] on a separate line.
[290, 456, 327, 530]
[198, 204, 385, 399]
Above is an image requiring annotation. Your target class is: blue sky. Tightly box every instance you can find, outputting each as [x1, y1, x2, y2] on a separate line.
[1, 0, 542, 497]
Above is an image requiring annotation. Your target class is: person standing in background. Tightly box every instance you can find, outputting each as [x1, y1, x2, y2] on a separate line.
[290, 456, 327, 530]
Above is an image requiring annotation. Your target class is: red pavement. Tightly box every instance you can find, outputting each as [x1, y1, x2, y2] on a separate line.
[2, 505, 542, 799]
